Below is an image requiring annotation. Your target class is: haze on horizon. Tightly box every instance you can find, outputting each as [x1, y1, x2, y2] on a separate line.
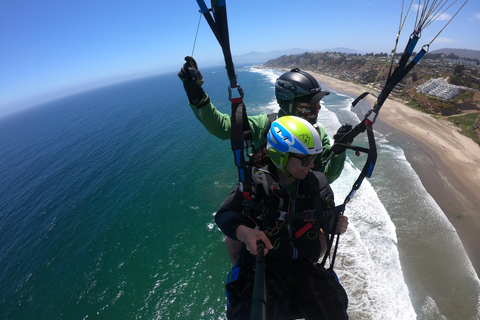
[1, 0, 479, 118]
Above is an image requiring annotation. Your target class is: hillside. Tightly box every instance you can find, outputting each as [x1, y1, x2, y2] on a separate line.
[233, 48, 311, 64]
[263, 51, 480, 144]
[429, 48, 480, 61]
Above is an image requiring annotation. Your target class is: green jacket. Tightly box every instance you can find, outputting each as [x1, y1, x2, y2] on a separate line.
[189, 96, 346, 183]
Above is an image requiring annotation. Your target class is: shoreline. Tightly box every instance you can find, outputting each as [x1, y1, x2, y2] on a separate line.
[307, 71, 480, 276]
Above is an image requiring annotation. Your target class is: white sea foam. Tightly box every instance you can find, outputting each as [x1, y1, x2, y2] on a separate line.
[249, 68, 417, 318]
[249, 66, 282, 85]
[331, 162, 416, 319]
[325, 109, 416, 319]
[247, 67, 480, 318]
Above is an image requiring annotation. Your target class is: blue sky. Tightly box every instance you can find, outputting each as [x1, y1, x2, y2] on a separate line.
[1, 0, 479, 117]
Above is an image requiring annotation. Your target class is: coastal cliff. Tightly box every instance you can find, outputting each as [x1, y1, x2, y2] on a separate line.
[263, 51, 480, 144]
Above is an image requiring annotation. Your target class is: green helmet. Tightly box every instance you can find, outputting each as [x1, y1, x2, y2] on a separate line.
[267, 116, 323, 170]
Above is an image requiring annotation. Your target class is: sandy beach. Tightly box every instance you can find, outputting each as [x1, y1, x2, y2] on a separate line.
[307, 71, 480, 276]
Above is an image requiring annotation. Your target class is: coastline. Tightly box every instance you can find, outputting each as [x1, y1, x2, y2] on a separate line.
[307, 71, 480, 276]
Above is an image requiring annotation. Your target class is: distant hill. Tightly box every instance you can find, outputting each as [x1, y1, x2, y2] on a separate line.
[233, 47, 480, 64]
[233, 48, 314, 64]
[429, 48, 480, 60]
[233, 47, 364, 64]
[322, 47, 364, 55]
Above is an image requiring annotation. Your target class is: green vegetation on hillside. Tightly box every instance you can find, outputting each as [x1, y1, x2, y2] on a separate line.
[264, 51, 480, 144]
[447, 112, 480, 144]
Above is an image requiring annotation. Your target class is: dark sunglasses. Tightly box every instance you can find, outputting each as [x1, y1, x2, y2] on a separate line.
[290, 154, 317, 167]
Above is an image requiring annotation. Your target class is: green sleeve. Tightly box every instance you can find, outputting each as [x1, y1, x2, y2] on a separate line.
[314, 125, 347, 184]
[189, 96, 270, 148]
[189, 98, 346, 183]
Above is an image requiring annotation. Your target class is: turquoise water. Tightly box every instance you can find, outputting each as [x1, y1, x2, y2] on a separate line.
[1, 66, 479, 319]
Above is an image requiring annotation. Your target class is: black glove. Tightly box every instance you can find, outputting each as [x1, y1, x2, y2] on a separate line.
[332, 124, 353, 153]
[333, 124, 353, 143]
[178, 56, 206, 105]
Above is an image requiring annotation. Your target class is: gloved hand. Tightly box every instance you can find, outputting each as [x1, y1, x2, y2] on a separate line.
[332, 124, 353, 153]
[178, 56, 206, 105]
[333, 124, 353, 143]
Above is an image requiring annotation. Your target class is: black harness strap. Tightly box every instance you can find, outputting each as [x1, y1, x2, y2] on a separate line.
[344, 120, 377, 204]
[242, 168, 345, 266]
[314, 195, 341, 269]
[375, 35, 426, 112]
[243, 197, 345, 229]
[196, 1, 255, 190]
[324, 33, 428, 204]
[288, 205, 345, 221]
[196, 0, 237, 89]
[231, 97, 254, 184]
[316, 34, 428, 268]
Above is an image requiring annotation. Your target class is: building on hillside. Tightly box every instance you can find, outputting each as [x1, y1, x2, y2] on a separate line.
[444, 58, 477, 67]
[416, 78, 461, 100]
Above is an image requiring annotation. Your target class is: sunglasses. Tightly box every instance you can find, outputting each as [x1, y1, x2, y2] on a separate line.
[290, 154, 317, 167]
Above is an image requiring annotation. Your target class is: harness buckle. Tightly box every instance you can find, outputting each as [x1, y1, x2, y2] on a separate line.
[303, 210, 316, 222]
[242, 199, 252, 215]
[278, 211, 287, 221]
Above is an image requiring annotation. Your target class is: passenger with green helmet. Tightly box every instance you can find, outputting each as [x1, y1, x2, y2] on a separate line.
[178, 56, 353, 184]
[215, 116, 349, 320]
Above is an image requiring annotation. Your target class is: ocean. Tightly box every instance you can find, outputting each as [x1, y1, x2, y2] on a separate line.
[1, 65, 479, 320]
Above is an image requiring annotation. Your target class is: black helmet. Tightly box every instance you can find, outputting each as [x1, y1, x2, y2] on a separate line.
[275, 68, 330, 116]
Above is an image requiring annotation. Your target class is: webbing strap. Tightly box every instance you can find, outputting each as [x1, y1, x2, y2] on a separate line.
[196, 0, 238, 89]
[288, 205, 345, 221]
[231, 97, 247, 183]
[344, 120, 377, 204]
[317, 200, 343, 269]
[196, 1, 251, 188]
[375, 35, 425, 113]
[316, 32, 426, 269]
[231, 97, 255, 185]
[324, 33, 426, 178]
[243, 192, 345, 223]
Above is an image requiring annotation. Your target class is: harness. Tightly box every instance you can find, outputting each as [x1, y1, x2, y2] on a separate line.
[193, 1, 470, 318]
[195, 0, 345, 268]
[242, 165, 345, 262]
